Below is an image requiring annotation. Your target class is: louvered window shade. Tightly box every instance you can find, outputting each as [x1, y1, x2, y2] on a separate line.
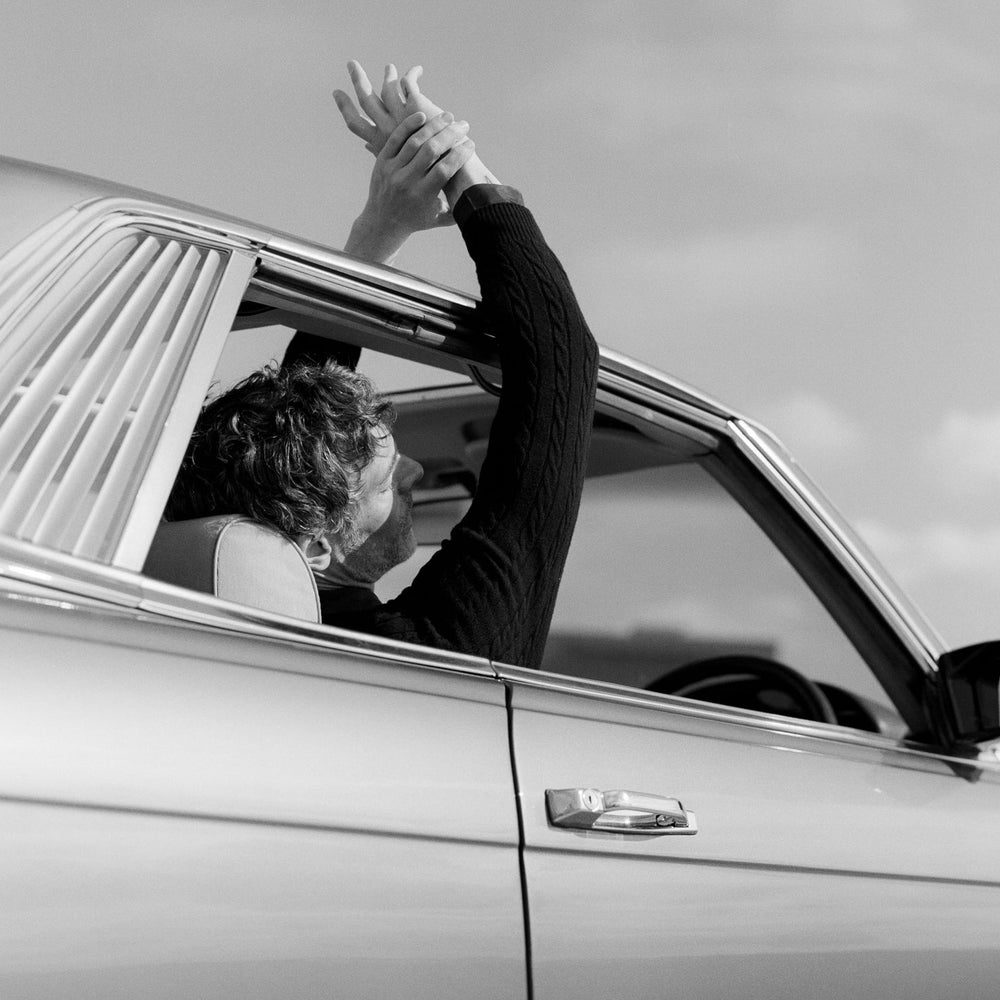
[0, 227, 230, 563]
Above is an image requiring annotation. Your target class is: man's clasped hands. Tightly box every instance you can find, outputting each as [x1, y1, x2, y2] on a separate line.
[335, 60, 498, 264]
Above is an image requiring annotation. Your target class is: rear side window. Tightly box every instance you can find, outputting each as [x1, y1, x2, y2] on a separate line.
[0, 223, 246, 567]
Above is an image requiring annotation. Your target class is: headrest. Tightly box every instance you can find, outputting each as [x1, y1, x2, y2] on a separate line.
[143, 515, 320, 623]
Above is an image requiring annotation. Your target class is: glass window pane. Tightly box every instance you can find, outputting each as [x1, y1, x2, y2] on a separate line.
[544, 459, 897, 724]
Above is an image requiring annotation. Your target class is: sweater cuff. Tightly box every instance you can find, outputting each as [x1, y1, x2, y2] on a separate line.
[454, 184, 524, 228]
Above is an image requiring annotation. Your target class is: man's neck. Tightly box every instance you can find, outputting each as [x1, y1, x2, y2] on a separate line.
[313, 572, 374, 593]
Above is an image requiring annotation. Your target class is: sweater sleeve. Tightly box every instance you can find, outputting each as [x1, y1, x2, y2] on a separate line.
[329, 198, 598, 669]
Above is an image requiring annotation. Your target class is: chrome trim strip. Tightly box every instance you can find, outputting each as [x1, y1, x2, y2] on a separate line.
[250, 247, 500, 375]
[731, 420, 945, 670]
[388, 382, 481, 405]
[594, 383, 723, 450]
[0, 534, 497, 679]
[255, 253, 475, 325]
[0, 535, 141, 608]
[0, 578, 140, 616]
[135, 576, 497, 678]
[597, 365, 731, 435]
[599, 346, 738, 420]
[68, 197, 272, 250]
[497, 662, 996, 770]
[263, 235, 480, 312]
[2, 194, 751, 430]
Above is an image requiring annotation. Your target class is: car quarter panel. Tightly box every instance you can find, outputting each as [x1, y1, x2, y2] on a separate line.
[0, 594, 526, 1000]
[507, 674, 1000, 999]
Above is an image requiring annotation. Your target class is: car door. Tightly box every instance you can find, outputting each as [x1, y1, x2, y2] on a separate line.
[504, 379, 1000, 999]
[1, 562, 527, 1000]
[508, 674, 1000, 999]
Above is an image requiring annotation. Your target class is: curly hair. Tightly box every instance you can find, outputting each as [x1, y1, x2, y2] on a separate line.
[165, 360, 395, 539]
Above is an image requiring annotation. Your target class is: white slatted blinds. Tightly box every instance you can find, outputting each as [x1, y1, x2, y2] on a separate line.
[0, 227, 228, 563]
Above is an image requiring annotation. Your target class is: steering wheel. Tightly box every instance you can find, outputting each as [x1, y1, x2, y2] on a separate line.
[646, 655, 838, 725]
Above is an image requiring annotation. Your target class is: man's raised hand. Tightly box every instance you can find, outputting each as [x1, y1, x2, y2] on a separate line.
[334, 61, 446, 156]
[343, 110, 475, 264]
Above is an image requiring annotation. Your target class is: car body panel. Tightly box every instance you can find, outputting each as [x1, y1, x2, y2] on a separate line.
[0, 592, 526, 999]
[503, 669, 1000, 999]
[3, 801, 523, 1000]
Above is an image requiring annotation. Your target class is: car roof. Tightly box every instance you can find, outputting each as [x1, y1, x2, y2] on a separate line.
[0, 155, 277, 259]
[0, 154, 737, 422]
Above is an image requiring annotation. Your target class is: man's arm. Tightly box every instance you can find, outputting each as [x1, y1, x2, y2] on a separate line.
[324, 192, 598, 669]
[389, 195, 598, 668]
[329, 62, 598, 667]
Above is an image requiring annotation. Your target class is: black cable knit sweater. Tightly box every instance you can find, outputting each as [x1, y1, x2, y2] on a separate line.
[320, 198, 598, 670]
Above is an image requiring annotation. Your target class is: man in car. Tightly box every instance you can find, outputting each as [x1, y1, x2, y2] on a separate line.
[166, 63, 598, 670]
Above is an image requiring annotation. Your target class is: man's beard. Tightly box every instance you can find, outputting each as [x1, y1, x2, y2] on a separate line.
[341, 498, 415, 584]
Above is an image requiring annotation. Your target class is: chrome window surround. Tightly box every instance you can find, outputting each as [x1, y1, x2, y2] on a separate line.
[496, 661, 1000, 776]
[246, 243, 497, 378]
[587, 360, 943, 739]
[594, 361, 943, 669]
[601, 356, 946, 673]
[0, 194, 950, 732]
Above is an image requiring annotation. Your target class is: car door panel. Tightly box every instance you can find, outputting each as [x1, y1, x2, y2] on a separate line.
[507, 673, 1000, 999]
[2, 803, 521, 1000]
[524, 850, 1000, 998]
[0, 596, 526, 1000]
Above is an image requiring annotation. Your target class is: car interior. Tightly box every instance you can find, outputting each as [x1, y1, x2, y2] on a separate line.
[141, 276, 910, 741]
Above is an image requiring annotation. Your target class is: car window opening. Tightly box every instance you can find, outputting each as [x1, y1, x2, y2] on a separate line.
[154, 296, 907, 737]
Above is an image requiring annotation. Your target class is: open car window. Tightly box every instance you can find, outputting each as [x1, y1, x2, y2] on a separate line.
[382, 384, 908, 737]
[0, 195, 923, 736]
[545, 457, 902, 732]
[212, 269, 918, 739]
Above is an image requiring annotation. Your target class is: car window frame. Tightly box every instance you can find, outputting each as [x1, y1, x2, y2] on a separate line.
[582, 385, 937, 741]
[386, 371, 940, 742]
[0, 194, 946, 735]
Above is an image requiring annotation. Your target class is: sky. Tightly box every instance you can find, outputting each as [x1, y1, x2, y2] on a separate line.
[3, 0, 1000, 648]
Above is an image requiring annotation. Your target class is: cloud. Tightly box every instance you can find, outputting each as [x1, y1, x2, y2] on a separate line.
[514, 3, 999, 181]
[923, 409, 1000, 497]
[581, 222, 852, 320]
[856, 518, 1000, 585]
[660, 225, 843, 302]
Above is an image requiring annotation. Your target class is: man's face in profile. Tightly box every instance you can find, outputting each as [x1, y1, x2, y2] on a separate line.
[334, 429, 424, 584]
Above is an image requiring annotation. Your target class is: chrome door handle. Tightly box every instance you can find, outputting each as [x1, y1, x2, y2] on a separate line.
[545, 788, 697, 835]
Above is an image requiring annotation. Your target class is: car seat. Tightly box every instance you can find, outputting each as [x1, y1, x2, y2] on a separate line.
[143, 515, 320, 622]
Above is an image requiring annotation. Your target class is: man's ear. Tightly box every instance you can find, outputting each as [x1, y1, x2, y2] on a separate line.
[299, 534, 333, 572]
